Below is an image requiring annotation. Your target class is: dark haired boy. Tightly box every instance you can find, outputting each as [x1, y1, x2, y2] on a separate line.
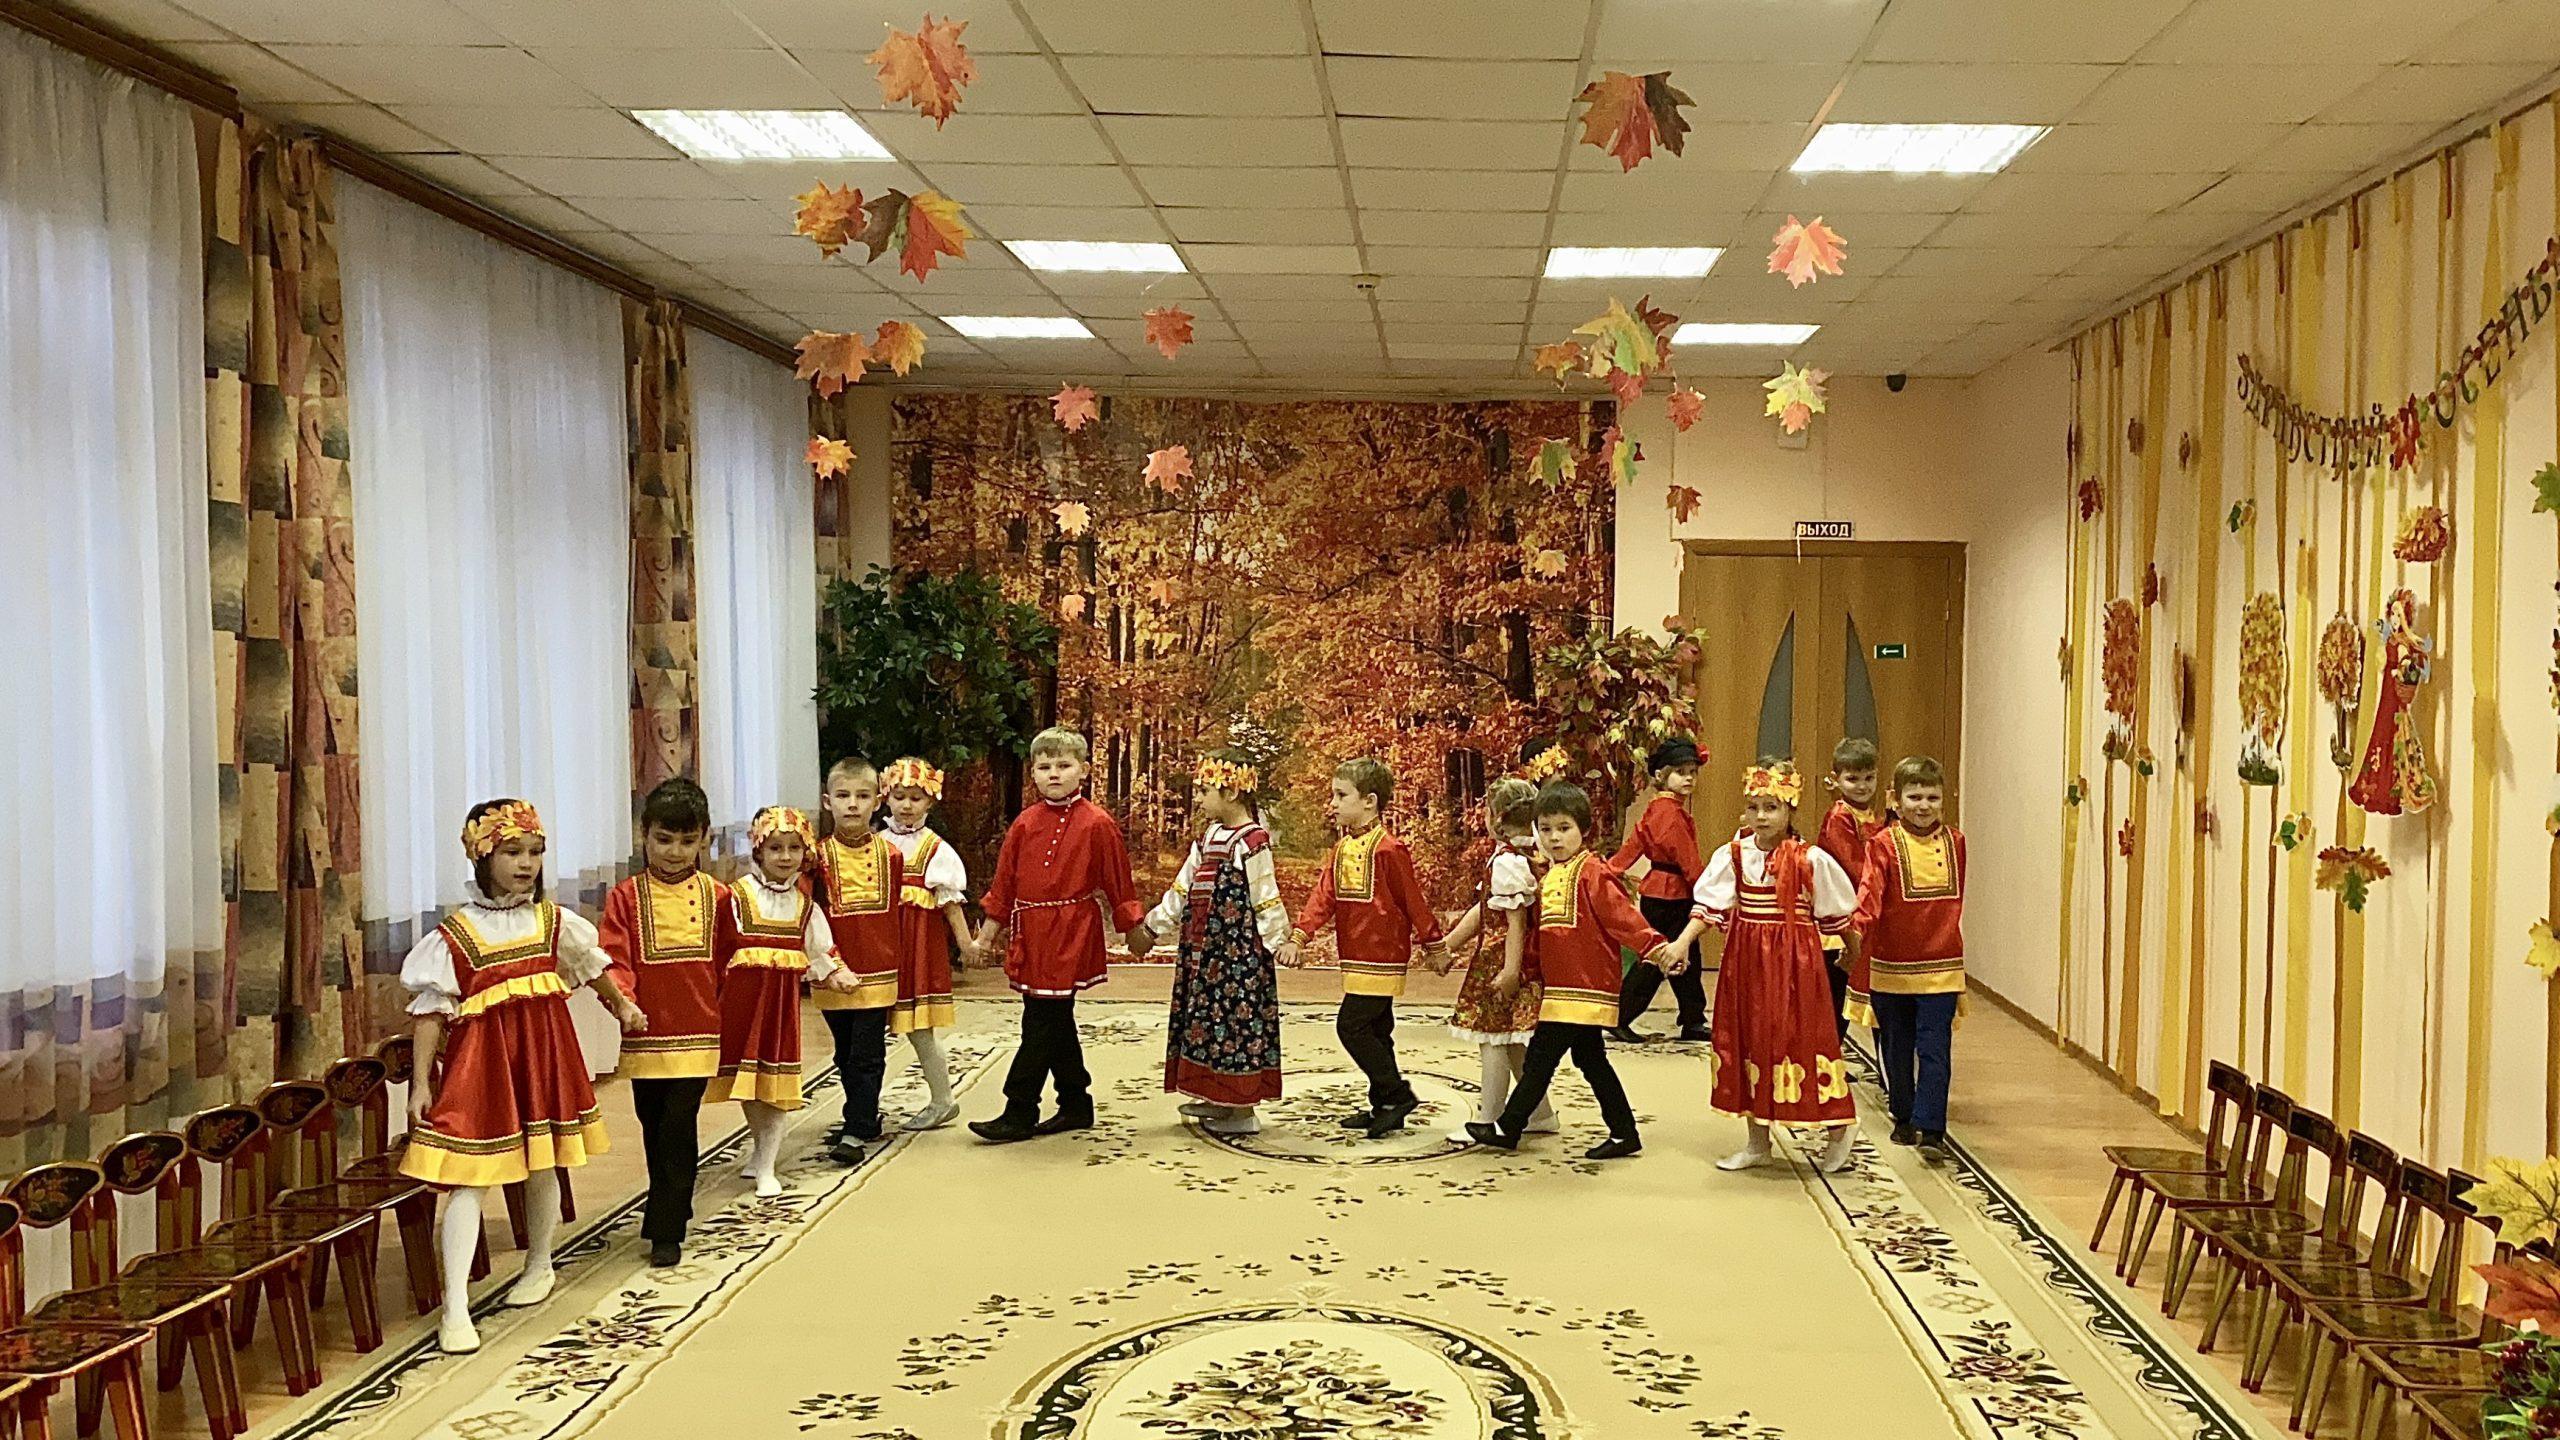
[1852, 756, 1967, 1157]
[598, 777, 720, 1266]
[1609, 736, 1708, 1041]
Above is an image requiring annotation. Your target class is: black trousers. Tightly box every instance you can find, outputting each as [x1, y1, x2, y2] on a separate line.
[1618, 895, 1708, 1032]
[1824, 946, 1852, 1041]
[1498, 1021, 1639, 1140]
[1000, 996, 1091, 1122]
[630, 1076, 708, 1243]
[1336, 994, 1413, 1111]
[823, 1006, 890, 1140]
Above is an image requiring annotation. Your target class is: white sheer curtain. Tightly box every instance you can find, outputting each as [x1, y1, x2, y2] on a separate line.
[341, 179, 631, 949]
[692, 334, 820, 847]
[0, 28, 219, 1112]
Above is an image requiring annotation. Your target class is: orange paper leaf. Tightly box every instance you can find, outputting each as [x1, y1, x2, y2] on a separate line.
[805, 436, 854, 478]
[1666, 484, 1702, 523]
[792, 182, 864, 259]
[869, 14, 976, 127]
[1780, 401, 1814, 435]
[794, 329, 871, 397]
[870, 320, 926, 376]
[1145, 444, 1194, 494]
[1052, 384, 1099, 432]
[1058, 592, 1087, 623]
[896, 190, 969, 282]
[1532, 340, 1585, 382]
[1768, 214, 1848, 288]
[1051, 499, 1090, 537]
[1573, 71, 1694, 172]
[1667, 385, 1704, 432]
[1143, 307, 1195, 360]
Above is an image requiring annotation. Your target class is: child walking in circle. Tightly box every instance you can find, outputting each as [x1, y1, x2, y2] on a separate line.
[402, 799, 647, 1353]
[1138, 753, 1288, 1136]
[1854, 756, 1969, 1159]
[1281, 758, 1447, 1139]
[880, 757, 972, 1132]
[1609, 737, 1709, 1042]
[1463, 782, 1670, 1160]
[1662, 759, 1862, 1174]
[812, 757, 909, 1163]
[712, 805, 849, 1199]
[970, 727, 1151, 1143]
[1814, 738, 1887, 1037]
[1435, 777, 1555, 1142]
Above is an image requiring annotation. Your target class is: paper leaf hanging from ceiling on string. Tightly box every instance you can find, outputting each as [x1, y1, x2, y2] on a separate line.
[1533, 340, 1586, 383]
[856, 189, 971, 282]
[1768, 214, 1847, 288]
[1532, 437, 1575, 487]
[1666, 483, 1702, 523]
[1763, 363, 1828, 435]
[1572, 298, 1664, 384]
[1051, 499, 1091, 537]
[870, 320, 926, 376]
[805, 436, 854, 478]
[868, 14, 976, 127]
[1145, 445, 1194, 494]
[795, 329, 871, 397]
[1666, 385, 1704, 432]
[1051, 384, 1099, 432]
[1143, 307, 1195, 360]
[1573, 70, 1694, 172]
[1603, 426, 1642, 486]
[792, 183, 864, 258]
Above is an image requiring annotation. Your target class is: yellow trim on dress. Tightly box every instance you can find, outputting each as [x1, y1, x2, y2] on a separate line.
[618, 1035, 721, 1079]
[815, 974, 901, 1011]
[724, 945, 811, 971]
[453, 971, 569, 1019]
[638, 872, 717, 960]
[1539, 985, 1617, 1027]
[891, 997, 957, 1035]
[398, 1110, 608, 1188]
[709, 1062, 803, 1110]
[1339, 962, 1406, 999]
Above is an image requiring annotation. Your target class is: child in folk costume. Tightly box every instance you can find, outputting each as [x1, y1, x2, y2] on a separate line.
[1137, 754, 1288, 1136]
[1815, 737, 1887, 1038]
[402, 799, 647, 1354]
[597, 779, 722, 1268]
[1608, 737, 1709, 1042]
[1463, 783, 1672, 1160]
[880, 757, 972, 1132]
[1279, 758, 1447, 1139]
[1432, 776, 1555, 1141]
[969, 727, 1152, 1144]
[812, 757, 908, 1163]
[1854, 756, 1968, 1159]
[1662, 760, 1862, 1174]
[712, 806, 851, 1199]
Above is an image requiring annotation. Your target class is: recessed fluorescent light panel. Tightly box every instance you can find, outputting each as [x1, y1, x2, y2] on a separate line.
[1672, 323, 1821, 346]
[1003, 240, 1187, 273]
[940, 315, 1096, 340]
[631, 109, 891, 161]
[1789, 123, 2046, 175]
[1542, 246, 1722, 279]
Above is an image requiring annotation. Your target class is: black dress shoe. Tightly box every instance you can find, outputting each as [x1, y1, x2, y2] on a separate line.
[1676, 1025, 1712, 1042]
[1339, 1110, 1376, 1129]
[827, 1139, 867, 1166]
[1032, 1108, 1094, 1135]
[969, 1115, 1038, 1144]
[1584, 1136, 1643, 1160]
[1890, 1123, 1920, 1146]
[648, 1241, 682, 1268]
[1463, 1121, 1519, 1151]
[1364, 1098, 1418, 1138]
[1604, 1025, 1645, 1044]
[1917, 1130, 1950, 1160]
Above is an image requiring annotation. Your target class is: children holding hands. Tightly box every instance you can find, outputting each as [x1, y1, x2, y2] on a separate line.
[1138, 753, 1289, 1136]
[811, 758, 910, 1163]
[712, 805, 845, 1199]
[880, 756, 973, 1132]
[1436, 776, 1553, 1139]
[1853, 757, 1968, 1158]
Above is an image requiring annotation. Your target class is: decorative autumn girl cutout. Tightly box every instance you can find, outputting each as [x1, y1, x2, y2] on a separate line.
[2348, 588, 2439, 817]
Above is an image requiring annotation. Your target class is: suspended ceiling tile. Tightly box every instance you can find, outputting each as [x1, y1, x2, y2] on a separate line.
[403, 152, 542, 196]
[899, 162, 1143, 208]
[525, 47, 842, 109]
[1368, 274, 1536, 302]
[266, 102, 454, 153]
[266, 44, 592, 104]
[630, 231, 828, 264]
[2002, 122, 2291, 174]
[1739, 210, 1954, 250]
[2173, 169, 2355, 214]
[1360, 209, 1549, 247]
[2316, 64, 2557, 125]
[1138, 166, 1346, 209]
[1891, 244, 2096, 278]
[2142, 0, 2501, 65]
[1098, 115, 1338, 166]
[1310, 0, 1592, 61]
[2411, 0, 2560, 62]
[1555, 165, 1768, 217]
[791, 52, 1087, 114]
[1930, 208, 2150, 247]
[874, 113, 1119, 165]
[723, 0, 1042, 53]
[183, 0, 501, 45]
[1966, 169, 2212, 214]
[60, 0, 233, 42]
[1576, 61, 1846, 125]
[1866, 0, 2189, 63]
[1184, 244, 1362, 275]
[1019, 0, 1308, 56]
[1823, 61, 2114, 125]
[1042, 270, 1207, 298]
[1325, 58, 1580, 122]
[483, 193, 607, 233]
[447, 0, 766, 47]
[1350, 168, 1558, 212]
[1563, 121, 1809, 172]
[389, 104, 676, 157]
[1063, 56, 1323, 116]
[1761, 171, 1994, 216]
[160, 42, 352, 101]
[1593, 0, 1888, 63]
[1161, 208, 1358, 246]
[2106, 209, 2257, 253]
[495, 157, 748, 200]
[1374, 298, 1533, 323]
[1544, 209, 1742, 247]
[2075, 65, 2389, 126]
[569, 196, 791, 234]
[1338, 118, 1563, 171]
[2243, 122, 2447, 173]
[965, 204, 1168, 242]
[1215, 298, 1376, 321]
[1367, 244, 1542, 277]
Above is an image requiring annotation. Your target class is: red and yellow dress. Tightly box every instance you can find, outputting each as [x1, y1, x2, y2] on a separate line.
[884, 824, 965, 1034]
[1531, 851, 1662, 1026]
[710, 869, 835, 1109]
[1449, 840, 1544, 1044]
[1814, 799, 1887, 1022]
[598, 871, 723, 1080]
[812, 833, 907, 1015]
[399, 892, 611, 1187]
[1291, 826, 1446, 997]
[981, 797, 1146, 998]
[1691, 836, 1861, 1129]
[1852, 820, 1969, 1016]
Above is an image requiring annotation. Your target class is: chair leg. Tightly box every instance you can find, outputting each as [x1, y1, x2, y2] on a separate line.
[21, 1383, 56, 1440]
[185, 1313, 237, 1440]
[2092, 1171, 2128, 1252]
[102, 1355, 146, 1440]
[394, 1194, 439, 1315]
[2125, 1202, 2168, 1287]
[334, 1226, 386, 1353]
[2116, 1190, 2148, 1274]
[265, 1267, 317, 1397]
[2290, 1330, 2329, 1430]
[226, 1279, 260, 1352]
[2242, 1289, 2284, 1391]
[71, 1372, 99, 1440]
[306, 1243, 331, 1309]
[2199, 1265, 2243, 1352]
[152, 1328, 182, 1394]
[2163, 1223, 2204, 1316]
[2341, 1357, 2377, 1440]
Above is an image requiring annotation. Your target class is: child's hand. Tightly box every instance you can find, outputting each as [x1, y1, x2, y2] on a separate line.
[1275, 940, 1301, 970]
[615, 1001, 649, 1034]
[1649, 943, 1686, 974]
[827, 971, 861, 994]
[1125, 927, 1155, 959]
[1492, 967, 1521, 1000]
[408, 1085, 435, 1129]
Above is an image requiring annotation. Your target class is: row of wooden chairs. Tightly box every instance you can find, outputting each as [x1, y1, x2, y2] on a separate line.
[2092, 1059, 2508, 1439]
[0, 1036, 573, 1440]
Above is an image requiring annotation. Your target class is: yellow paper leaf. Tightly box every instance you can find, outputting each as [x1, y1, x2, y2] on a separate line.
[870, 320, 926, 377]
[794, 329, 871, 397]
[804, 436, 854, 478]
[869, 14, 976, 127]
[791, 182, 864, 259]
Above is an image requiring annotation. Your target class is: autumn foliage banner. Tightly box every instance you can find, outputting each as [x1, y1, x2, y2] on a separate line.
[890, 392, 1619, 910]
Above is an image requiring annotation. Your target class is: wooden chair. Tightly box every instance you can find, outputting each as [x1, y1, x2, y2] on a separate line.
[2092, 1060, 2255, 1256]
[2190, 1128, 2398, 1358]
[114, 1119, 322, 1395]
[3, 1164, 241, 1440]
[2122, 1084, 2296, 1286]
[2159, 1107, 2346, 1324]
[0, 1199, 154, 1440]
[2291, 1170, 2499, 1434]
[2408, 1389, 2488, 1439]
[274, 1057, 438, 1314]
[2341, 1231, 2544, 1440]
[202, 1084, 385, 1354]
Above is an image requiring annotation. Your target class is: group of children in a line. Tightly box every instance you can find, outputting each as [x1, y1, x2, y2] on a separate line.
[391, 725, 1968, 1353]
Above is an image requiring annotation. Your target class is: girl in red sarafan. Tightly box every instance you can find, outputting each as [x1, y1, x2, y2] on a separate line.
[712, 805, 848, 1199]
[1662, 759, 1862, 1175]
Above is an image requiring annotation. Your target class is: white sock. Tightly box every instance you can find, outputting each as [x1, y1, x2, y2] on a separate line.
[744, 1102, 787, 1179]
[521, 1169, 561, 1274]
[436, 1186, 486, 1336]
[911, 1029, 953, 1109]
[1476, 1045, 1512, 1124]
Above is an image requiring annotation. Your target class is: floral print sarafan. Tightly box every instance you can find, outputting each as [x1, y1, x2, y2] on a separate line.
[1163, 838, 1283, 1106]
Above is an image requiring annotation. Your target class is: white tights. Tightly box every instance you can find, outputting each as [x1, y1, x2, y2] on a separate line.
[909, 1028, 953, 1108]
[742, 1101, 788, 1195]
[1477, 1042, 1555, 1130]
[435, 1169, 561, 1349]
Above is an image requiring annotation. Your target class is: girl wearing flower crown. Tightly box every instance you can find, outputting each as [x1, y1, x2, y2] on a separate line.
[1660, 759, 1863, 1174]
[1135, 753, 1288, 1135]
[713, 806, 851, 1198]
[400, 798, 648, 1353]
[1432, 774, 1556, 1141]
[881, 757, 975, 1131]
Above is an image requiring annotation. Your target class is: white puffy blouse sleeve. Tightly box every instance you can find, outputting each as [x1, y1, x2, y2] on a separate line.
[400, 930, 462, 1017]
[1690, 843, 1739, 929]
[1143, 842, 1201, 939]
[1486, 851, 1536, 912]
[925, 839, 969, 907]
[556, 908, 613, 986]
[801, 904, 838, 969]
[1245, 840, 1290, 952]
[1807, 847, 1859, 931]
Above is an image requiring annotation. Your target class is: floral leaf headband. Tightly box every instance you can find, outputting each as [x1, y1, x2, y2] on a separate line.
[1195, 755, 1257, 794]
[1742, 761, 1804, 806]
[460, 800, 544, 860]
[1523, 746, 1572, 784]
[749, 806, 817, 849]
[880, 757, 945, 800]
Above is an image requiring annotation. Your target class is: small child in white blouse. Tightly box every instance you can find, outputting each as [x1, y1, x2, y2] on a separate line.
[1136, 754, 1290, 1136]
[712, 806, 851, 1198]
[880, 758, 975, 1131]
[398, 798, 646, 1354]
[1433, 777, 1554, 1139]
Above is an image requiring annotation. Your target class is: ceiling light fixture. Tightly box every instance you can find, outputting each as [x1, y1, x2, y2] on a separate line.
[1004, 240, 1187, 273]
[1672, 323, 1821, 346]
[630, 109, 891, 161]
[1789, 123, 2047, 175]
[940, 315, 1097, 339]
[1542, 246, 1722, 279]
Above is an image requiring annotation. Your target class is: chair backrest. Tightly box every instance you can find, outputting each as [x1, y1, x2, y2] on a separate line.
[184, 1103, 269, 1229]
[2377, 1163, 2464, 1295]
[2322, 1131, 2400, 1247]
[256, 1078, 339, 1193]
[0, 1198, 23, 1328]
[2276, 1108, 2344, 1218]
[95, 1131, 196, 1264]
[2228, 1085, 2294, 1184]
[365, 1036, 416, 1157]
[2202, 1061, 2254, 1162]
[2, 1163, 110, 1290]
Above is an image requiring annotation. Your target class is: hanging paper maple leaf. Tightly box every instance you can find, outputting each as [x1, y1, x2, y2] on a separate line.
[1528, 547, 1570, 580]
[1603, 426, 1642, 486]
[1573, 71, 1694, 172]
[1573, 299, 1662, 381]
[1144, 444, 1193, 494]
[1143, 307, 1195, 361]
[1763, 363, 1828, 435]
[805, 436, 854, 478]
[1666, 484, 1702, 523]
[1532, 340, 1585, 383]
[1631, 295, 1681, 353]
[2534, 461, 2560, 515]
[794, 329, 871, 397]
[792, 182, 864, 259]
[869, 320, 926, 377]
[1051, 384, 1099, 433]
[869, 14, 976, 128]
[1051, 499, 1090, 537]
[1532, 438, 1575, 487]
[1666, 385, 1704, 433]
[856, 190, 971, 282]
[1604, 368, 1646, 405]
[1058, 592, 1087, 623]
[1767, 214, 1847, 288]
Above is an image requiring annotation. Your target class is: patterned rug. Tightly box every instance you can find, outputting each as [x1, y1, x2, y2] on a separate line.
[271, 1002, 2266, 1440]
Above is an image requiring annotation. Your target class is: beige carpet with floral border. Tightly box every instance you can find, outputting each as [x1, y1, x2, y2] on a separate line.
[271, 1001, 2269, 1440]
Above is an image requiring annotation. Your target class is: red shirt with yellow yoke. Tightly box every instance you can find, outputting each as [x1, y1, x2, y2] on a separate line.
[599, 872, 724, 1080]
[813, 833, 908, 1011]
[1532, 851, 1665, 1026]
[981, 796, 1146, 998]
[1850, 820, 1968, 1021]
[1291, 826, 1445, 998]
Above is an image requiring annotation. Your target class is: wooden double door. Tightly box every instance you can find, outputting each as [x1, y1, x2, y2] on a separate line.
[1674, 542, 1966, 845]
